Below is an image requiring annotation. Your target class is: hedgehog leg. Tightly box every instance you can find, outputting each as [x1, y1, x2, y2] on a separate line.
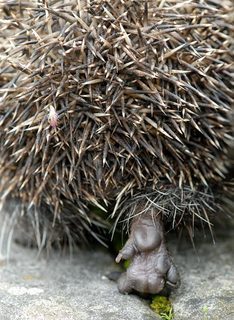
[116, 214, 179, 294]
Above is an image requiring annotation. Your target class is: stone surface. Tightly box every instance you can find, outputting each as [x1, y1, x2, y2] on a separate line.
[0, 244, 158, 320]
[0, 228, 233, 320]
[171, 229, 234, 320]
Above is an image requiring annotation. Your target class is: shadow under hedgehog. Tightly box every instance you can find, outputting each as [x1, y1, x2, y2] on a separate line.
[0, 0, 233, 295]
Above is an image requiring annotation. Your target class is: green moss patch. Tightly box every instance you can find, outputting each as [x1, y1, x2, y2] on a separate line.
[150, 296, 174, 320]
[123, 259, 131, 269]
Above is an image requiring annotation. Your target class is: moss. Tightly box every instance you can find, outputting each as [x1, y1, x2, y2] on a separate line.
[123, 259, 131, 269]
[150, 296, 174, 320]
[201, 305, 209, 320]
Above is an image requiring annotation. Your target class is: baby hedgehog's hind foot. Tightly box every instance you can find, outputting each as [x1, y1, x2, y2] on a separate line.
[116, 214, 179, 295]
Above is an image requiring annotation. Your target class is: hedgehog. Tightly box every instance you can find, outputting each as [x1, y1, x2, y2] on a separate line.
[0, 0, 233, 295]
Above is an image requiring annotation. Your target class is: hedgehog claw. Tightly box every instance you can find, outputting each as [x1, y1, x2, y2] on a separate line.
[116, 214, 179, 295]
[115, 253, 123, 264]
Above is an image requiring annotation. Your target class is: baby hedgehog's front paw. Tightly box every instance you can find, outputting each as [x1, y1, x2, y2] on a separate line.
[116, 214, 180, 294]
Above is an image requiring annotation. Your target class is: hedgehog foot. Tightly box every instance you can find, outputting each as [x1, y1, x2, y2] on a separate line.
[115, 214, 179, 294]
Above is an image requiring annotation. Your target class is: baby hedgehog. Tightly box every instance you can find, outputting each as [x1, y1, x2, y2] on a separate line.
[0, 0, 233, 295]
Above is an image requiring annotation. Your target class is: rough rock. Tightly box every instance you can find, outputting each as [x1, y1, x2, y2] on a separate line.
[0, 227, 233, 320]
[171, 228, 234, 320]
[0, 244, 158, 320]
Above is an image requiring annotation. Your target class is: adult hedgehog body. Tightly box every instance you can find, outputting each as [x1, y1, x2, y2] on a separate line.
[0, 0, 233, 294]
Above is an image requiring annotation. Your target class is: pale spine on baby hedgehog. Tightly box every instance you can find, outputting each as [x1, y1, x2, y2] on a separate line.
[0, 0, 233, 294]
